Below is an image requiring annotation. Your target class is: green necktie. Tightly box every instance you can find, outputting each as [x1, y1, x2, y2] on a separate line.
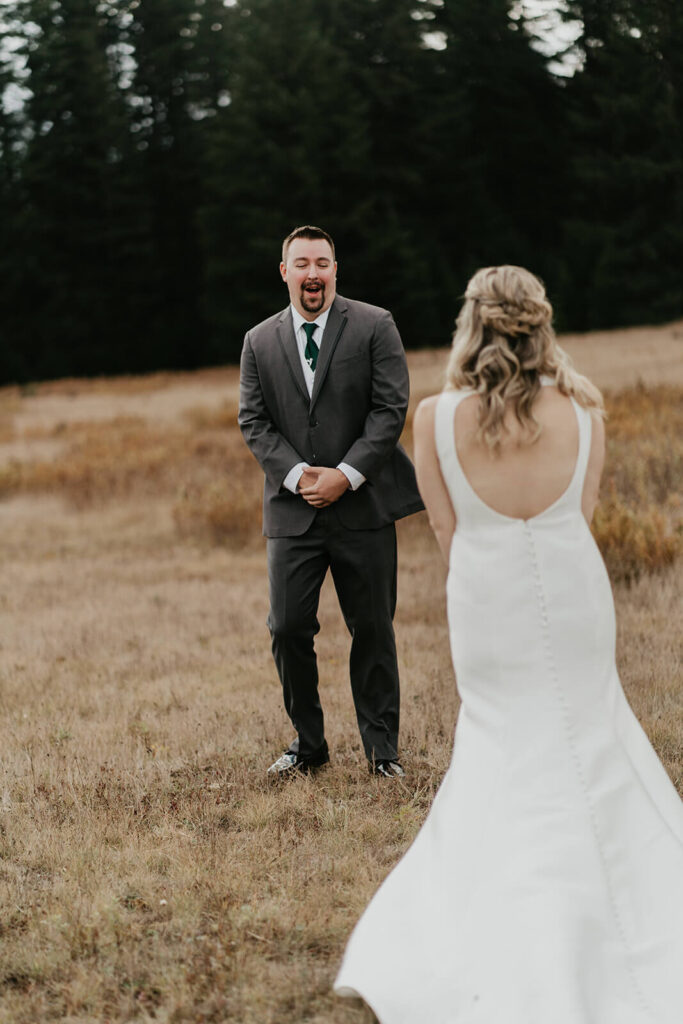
[303, 322, 319, 371]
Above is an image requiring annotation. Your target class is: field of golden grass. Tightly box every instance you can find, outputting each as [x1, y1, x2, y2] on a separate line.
[0, 320, 681, 1023]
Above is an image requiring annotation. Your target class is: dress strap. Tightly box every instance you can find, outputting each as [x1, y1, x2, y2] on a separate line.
[435, 390, 469, 466]
[566, 399, 593, 504]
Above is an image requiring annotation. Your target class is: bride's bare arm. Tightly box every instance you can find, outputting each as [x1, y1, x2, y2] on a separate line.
[413, 396, 456, 564]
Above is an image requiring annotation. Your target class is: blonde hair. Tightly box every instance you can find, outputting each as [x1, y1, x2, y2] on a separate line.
[445, 265, 604, 451]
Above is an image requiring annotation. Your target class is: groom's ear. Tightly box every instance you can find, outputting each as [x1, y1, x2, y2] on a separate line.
[280, 261, 287, 282]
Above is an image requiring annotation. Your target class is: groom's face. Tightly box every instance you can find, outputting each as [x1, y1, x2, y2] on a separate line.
[280, 237, 337, 320]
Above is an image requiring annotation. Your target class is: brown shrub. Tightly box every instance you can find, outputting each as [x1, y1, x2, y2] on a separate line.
[591, 386, 682, 582]
[592, 488, 680, 584]
[173, 475, 262, 546]
[0, 392, 20, 441]
[602, 386, 682, 508]
[170, 425, 263, 543]
[183, 400, 239, 431]
[17, 420, 188, 507]
[0, 402, 265, 541]
[604, 383, 683, 442]
[0, 418, 15, 443]
[1, 418, 253, 510]
[0, 461, 22, 497]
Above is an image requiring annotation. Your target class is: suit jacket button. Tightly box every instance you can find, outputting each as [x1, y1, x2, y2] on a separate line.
[309, 418, 318, 427]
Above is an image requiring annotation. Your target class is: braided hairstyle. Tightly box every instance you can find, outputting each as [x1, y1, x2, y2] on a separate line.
[445, 265, 603, 452]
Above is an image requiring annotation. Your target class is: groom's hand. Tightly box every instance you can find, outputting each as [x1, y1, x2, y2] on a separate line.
[299, 467, 350, 507]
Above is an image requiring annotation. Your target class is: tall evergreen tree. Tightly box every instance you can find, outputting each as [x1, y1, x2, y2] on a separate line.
[426, 0, 568, 329]
[4, 0, 139, 378]
[123, 0, 232, 370]
[200, 0, 437, 358]
[0, 11, 32, 381]
[564, 0, 683, 327]
[0, 0, 233, 381]
[318, 0, 442, 343]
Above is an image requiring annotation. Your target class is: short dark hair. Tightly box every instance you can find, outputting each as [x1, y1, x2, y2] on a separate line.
[282, 225, 335, 263]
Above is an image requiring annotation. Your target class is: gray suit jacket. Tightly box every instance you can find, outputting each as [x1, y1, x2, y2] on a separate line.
[238, 294, 424, 537]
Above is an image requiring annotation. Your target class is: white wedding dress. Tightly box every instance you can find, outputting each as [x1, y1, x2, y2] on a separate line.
[335, 386, 683, 1024]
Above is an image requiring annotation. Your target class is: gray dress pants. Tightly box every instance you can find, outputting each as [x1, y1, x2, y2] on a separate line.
[266, 506, 400, 763]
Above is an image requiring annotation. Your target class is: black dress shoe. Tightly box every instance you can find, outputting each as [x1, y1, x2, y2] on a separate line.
[370, 759, 405, 778]
[267, 750, 330, 776]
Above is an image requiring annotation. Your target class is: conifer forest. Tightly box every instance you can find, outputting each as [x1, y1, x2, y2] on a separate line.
[1, 0, 682, 383]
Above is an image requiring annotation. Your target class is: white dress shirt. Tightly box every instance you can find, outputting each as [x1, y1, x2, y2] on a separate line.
[282, 305, 365, 494]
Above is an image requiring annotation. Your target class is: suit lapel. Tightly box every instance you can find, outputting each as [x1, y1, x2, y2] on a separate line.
[310, 296, 348, 410]
[275, 309, 309, 404]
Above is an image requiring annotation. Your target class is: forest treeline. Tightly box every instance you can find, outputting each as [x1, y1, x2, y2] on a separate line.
[1, 0, 682, 383]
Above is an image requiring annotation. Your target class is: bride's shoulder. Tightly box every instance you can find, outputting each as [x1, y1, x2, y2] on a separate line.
[415, 389, 474, 424]
[413, 393, 441, 441]
[414, 390, 473, 443]
[415, 393, 440, 416]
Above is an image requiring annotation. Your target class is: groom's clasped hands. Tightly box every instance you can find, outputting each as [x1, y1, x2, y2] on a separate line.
[298, 466, 350, 508]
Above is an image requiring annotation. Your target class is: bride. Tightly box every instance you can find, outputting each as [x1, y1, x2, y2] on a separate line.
[334, 265, 683, 1023]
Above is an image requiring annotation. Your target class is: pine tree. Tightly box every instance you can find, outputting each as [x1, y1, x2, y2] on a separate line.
[0, 0, 234, 381]
[564, 0, 683, 327]
[4, 0, 138, 377]
[426, 0, 568, 330]
[0, 7, 32, 381]
[317, 0, 442, 345]
[200, 0, 438, 357]
[123, 0, 232, 370]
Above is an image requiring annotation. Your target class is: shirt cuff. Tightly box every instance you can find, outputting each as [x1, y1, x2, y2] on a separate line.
[283, 462, 309, 494]
[337, 462, 365, 491]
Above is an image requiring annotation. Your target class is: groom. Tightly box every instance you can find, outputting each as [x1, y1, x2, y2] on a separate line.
[238, 225, 423, 777]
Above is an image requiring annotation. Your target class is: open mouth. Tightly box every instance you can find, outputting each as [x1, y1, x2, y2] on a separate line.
[302, 283, 324, 307]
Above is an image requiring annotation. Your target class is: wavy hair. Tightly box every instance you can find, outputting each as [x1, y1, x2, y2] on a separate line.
[445, 265, 604, 451]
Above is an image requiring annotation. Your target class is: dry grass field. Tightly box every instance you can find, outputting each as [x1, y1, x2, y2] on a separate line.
[0, 320, 681, 1023]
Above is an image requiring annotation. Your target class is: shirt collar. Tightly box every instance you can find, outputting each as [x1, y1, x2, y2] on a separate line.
[290, 303, 331, 337]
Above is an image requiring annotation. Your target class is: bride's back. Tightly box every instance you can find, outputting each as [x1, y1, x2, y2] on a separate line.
[422, 264, 606, 544]
[454, 386, 580, 521]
